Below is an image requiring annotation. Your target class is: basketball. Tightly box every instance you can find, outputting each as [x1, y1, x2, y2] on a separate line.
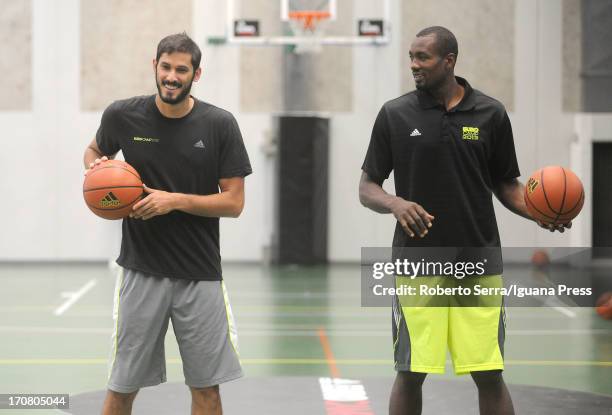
[83, 160, 143, 220]
[595, 292, 612, 320]
[530, 249, 550, 269]
[524, 166, 584, 225]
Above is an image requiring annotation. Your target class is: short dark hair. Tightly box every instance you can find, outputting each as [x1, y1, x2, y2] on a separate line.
[416, 26, 458, 58]
[156, 32, 202, 71]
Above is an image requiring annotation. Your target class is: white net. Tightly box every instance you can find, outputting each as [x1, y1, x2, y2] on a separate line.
[287, 12, 330, 54]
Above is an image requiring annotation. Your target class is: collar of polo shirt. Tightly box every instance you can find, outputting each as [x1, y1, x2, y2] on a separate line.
[416, 76, 477, 112]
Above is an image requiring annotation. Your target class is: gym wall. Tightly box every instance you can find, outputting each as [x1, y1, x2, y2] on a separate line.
[0, 0, 599, 262]
[0, 0, 31, 111]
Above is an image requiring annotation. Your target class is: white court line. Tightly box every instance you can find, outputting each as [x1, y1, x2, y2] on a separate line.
[543, 300, 577, 318]
[529, 294, 578, 318]
[53, 279, 97, 316]
[551, 306, 577, 318]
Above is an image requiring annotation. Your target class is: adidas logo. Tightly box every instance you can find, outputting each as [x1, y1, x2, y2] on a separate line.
[410, 129, 422, 137]
[100, 192, 121, 208]
[193, 140, 205, 148]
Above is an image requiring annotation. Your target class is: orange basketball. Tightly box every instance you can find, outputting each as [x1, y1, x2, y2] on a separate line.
[83, 160, 143, 220]
[530, 249, 550, 268]
[524, 166, 584, 225]
[595, 292, 612, 320]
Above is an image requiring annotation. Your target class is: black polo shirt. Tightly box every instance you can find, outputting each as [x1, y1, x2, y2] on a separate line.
[362, 77, 520, 248]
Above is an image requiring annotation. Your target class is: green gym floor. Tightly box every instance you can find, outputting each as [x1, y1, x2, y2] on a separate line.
[0, 263, 611, 414]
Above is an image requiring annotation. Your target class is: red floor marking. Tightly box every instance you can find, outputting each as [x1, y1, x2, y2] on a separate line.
[317, 327, 341, 378]
[324, 401, 374, 414]
[317, 328, 375, 415]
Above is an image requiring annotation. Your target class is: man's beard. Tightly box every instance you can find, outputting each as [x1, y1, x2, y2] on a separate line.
[156, 78, 193, 105]
[415, 75, 443, 92]
[414, 69, 449, 93]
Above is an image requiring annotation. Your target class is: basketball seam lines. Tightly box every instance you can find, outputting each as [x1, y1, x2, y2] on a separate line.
[553, 167, 568, 223]
[83, 185, 144, 193]
[540, 168, 574, 216]
[540, 169, 559, 215]
[87, 165, 142, 182]
[562, 190, 584, 215]
[528, 169, 583, 223]
[525, 193, 559, 221]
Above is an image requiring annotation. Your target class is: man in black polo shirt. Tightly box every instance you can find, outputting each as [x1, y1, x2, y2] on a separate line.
[83, 33, 251, 415]
[359, 26, 568, 415]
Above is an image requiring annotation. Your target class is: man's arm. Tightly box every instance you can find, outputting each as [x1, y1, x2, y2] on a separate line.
[131, 177, 245, 220]
[493, 178, 570, 232]
[359, 171, 397, 214]
[359, 171, 433, 238]
[492, 178, 531, 220]
[83, 137, 116, 171]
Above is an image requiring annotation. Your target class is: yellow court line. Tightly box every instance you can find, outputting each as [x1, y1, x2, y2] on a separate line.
[0, 358, 610, 367]
[505, 360, 612, 367]
[0, 359, 107, 365]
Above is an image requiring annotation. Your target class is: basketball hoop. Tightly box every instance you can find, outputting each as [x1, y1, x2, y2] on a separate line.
[289, 10, 330, 31]
[288, 10, 331, 53]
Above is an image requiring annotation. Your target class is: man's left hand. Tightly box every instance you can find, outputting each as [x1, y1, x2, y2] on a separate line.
[131, 185, 177, 220]
[537, 220, 572, 233]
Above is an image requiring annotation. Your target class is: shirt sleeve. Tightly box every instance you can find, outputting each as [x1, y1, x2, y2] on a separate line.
[95, 104, 121, 156]
[361, 106, 393, 184]
[218, 114, 253, 179]
[489, 109, 521, 183]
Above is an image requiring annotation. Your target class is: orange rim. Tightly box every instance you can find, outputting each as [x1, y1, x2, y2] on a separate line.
[288, 10, 331, 30]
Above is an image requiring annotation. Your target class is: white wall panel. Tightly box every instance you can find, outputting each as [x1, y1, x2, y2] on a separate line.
[0, 0, 596, 261]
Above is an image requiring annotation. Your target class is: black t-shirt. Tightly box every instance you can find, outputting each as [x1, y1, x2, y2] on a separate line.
[362, 77, 520, 248]
[96, 95, 252, 280]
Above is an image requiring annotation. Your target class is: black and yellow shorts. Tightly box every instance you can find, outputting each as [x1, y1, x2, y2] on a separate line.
[392, 275, 506, 375]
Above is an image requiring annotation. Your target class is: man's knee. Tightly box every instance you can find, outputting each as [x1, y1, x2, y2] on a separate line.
[396, 371, 427, 388]
[107, 389, 138, 403]
[471, 369, 504, 389]
[190, 385, 220, 404]
[103, 389, 138, 413]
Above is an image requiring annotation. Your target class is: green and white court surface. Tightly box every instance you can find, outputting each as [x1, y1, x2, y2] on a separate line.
[0, 263, 610, 414]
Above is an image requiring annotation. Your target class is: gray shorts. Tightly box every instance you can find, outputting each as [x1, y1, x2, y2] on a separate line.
[106, 267, 243, 393]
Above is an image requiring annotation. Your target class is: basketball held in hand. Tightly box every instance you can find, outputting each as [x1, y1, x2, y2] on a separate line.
[83, 160, 144, 220]
[524, 166, 584, 226]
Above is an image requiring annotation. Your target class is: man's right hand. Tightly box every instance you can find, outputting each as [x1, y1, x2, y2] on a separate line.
[84, 156, 109, 176]
[389, 197, 434, 238]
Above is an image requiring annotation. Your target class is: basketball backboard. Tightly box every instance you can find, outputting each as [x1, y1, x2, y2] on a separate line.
[211, 0, 390, 50]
